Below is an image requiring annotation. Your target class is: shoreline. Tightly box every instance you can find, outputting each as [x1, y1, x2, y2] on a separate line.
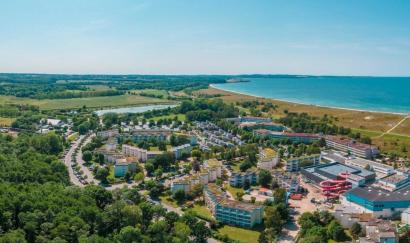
[210, 84, 409, 116]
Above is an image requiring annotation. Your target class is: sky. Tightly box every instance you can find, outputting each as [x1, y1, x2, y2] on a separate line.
[1, 0, 410, 76]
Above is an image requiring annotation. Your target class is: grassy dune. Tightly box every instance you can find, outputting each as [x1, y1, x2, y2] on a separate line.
[197, 87, 410, 157]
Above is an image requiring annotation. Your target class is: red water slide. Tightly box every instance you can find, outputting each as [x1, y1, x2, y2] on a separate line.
[320, 172, 352, 199]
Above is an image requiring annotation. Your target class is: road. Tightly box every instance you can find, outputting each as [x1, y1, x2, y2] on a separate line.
[76, 134, 98, 185]
[63, 135, 86, 187]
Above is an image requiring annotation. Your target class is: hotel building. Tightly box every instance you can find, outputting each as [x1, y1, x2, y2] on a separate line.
[325, 135, 379, 159]
[254, 129, 320, 144]
[345, 158, 394, 177]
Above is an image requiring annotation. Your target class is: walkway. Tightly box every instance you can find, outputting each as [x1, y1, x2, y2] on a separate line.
[376, 115, 410, 138]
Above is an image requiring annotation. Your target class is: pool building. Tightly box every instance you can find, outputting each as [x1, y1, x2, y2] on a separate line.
[342, 183, 410, 218]
[301, 162, 376, 187]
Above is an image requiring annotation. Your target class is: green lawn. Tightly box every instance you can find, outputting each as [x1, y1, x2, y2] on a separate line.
[159, 195, 178, 208]
[224, 184, 245, 198]
[218, 225, 261, 243]
[188, 203, 213, 221]
[152, 113, 186, 122]
[131, 89, 169, 97]
[351, 128, 383, 138]
[0, 117, 15, 126]
[0, 94, 172, 110]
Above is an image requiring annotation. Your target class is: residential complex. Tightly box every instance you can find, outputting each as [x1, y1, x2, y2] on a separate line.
[204, 184, 264, 228]
[117, 129, 171, 143]
[334, 205, 398, 243]
[114, 157, 137, 177]
[285, 154, 321, 172]
[325, 135, 380, 159]
[122, 144, 162, 162]
[97, 129, 119, 139]
[226, 116, 272, 124]
[171, 159, 223, 195]
[170, 144, 192, 159]
[229, 171, 258, 187]
[239, 122, 286, 132]
[254, 129, 320, 144]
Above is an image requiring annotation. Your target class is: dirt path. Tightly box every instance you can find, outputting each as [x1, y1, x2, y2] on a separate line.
[376, 116, 410, 138]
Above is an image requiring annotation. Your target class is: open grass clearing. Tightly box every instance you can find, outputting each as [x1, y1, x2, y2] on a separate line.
[159, 195, 179, 208]
[217, 225, 261, 243]
[187, 203, 213, 221]
[151, 113, 186, 122]
[0, 117, 15, 126]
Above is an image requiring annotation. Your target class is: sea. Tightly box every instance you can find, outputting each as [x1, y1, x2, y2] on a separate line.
[212, 76, 410, 114]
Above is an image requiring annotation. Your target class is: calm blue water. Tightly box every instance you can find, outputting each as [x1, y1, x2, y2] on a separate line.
[213, 76, 410, 114]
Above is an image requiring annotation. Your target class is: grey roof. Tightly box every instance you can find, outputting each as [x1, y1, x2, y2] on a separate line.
[347, 184, 410, 202]
[317, 163, 360, 176]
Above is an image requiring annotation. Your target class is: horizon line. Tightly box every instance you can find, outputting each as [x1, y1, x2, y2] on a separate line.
[1, 72, 410, 78]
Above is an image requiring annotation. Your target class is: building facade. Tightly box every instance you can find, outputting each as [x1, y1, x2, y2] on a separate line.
[325, 135, 379, 159]
[285, 154, 321, 172]
[204, 184, 264, 228]
[229, 171, 258, 188]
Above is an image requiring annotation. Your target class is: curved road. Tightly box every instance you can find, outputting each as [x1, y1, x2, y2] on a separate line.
[64, 135, 86, 187]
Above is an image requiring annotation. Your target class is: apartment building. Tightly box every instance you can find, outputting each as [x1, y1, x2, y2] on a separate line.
[122, 144, 162, 162]
[171, 160, 223, 195]
[286, 154, 321, 172]
[97, 129, 119, 139]
[229, 171, 258, 188]
[170, 144, 192, 159]
[117, 129, 171, 143]
[204, 184, 264, 228]
[114, 157, 137, 177]
[257, 148, 279, 170]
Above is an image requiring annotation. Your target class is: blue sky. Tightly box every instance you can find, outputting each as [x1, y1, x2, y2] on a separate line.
[1, 0, 410, 75]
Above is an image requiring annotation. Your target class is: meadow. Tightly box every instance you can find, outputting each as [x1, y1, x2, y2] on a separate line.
[0, 94, 172, 110]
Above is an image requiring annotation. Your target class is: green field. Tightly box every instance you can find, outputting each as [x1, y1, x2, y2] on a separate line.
[0, 117, 15, 126]
[188, 203, 213, 221]
[218, 225, 261, 243]
[131, 89, 169, 97]
[152, 113, 186, 122]
[159, 195, 179, 208]
[0, 94, 172, 110]
[224, 184, 245, 198]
